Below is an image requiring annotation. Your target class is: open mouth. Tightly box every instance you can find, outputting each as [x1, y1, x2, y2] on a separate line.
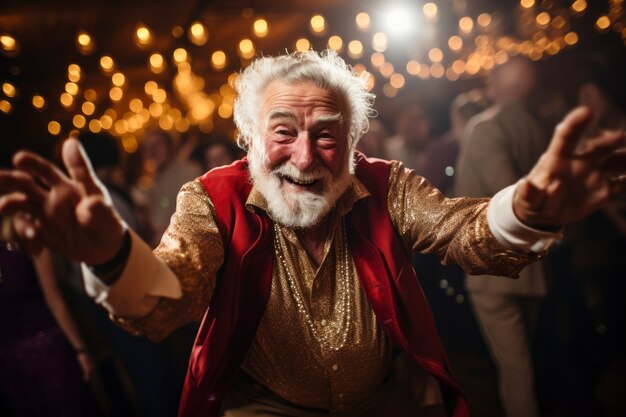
[279, 174, 321, 187]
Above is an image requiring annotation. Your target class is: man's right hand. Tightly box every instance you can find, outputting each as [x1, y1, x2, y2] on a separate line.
[0, 138, 125, 265]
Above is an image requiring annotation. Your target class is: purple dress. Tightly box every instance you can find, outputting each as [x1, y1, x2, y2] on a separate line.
[0, 241, 86, 417]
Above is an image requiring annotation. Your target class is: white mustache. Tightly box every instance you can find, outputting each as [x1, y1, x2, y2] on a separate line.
[272, 163, 330, 184]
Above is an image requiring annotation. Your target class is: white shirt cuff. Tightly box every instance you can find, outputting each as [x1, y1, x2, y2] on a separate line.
[82, 229, 182, 318]
[487, 182, 563, 253]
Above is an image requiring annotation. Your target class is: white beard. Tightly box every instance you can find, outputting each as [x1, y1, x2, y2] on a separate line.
[248, 152, 352, 229]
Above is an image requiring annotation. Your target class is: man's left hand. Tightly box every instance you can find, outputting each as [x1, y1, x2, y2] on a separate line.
[513, 106, 626, 229]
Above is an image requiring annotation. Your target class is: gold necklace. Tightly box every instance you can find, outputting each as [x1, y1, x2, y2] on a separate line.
[273, 221, 353, 351]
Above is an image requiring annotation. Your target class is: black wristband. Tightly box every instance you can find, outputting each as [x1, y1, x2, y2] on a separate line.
[88, 228, 132, 285]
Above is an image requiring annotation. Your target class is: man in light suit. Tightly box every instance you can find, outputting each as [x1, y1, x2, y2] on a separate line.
[455, 56, 565, 417]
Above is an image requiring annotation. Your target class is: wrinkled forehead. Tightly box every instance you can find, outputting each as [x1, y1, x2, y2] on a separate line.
[260, 80, 347, 121]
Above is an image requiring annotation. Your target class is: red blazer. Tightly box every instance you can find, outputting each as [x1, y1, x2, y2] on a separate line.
[177, 153, 469, 417]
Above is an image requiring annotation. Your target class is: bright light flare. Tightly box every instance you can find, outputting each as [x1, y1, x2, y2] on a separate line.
[382, 6, 417, 36]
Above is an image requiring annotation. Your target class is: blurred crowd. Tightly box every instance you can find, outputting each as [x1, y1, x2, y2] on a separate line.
[1, 47, 625, 417]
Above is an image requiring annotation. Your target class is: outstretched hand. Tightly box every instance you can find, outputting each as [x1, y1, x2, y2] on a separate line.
[0, 138, 125, 264]
[513, 106, 626, 229]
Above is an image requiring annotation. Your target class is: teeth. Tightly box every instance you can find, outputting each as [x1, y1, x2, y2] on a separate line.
[283, 175, 317, 185]
[291, 177, 316, 185]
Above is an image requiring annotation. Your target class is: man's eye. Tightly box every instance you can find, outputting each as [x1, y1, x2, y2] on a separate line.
[276, 129, 293, 136]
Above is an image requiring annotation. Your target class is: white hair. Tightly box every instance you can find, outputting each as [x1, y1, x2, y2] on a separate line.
[233, 50, 376, 157]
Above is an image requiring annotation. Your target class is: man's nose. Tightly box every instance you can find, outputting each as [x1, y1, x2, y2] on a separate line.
[291, 135, 315, 171]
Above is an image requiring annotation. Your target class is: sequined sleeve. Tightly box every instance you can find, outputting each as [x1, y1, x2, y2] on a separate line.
[115, 179, 224, 341]
[388, 162, 539, 277]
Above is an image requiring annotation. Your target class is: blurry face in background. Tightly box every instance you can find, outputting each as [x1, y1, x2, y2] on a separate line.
[142, 132, 172, 172]
[204, 144, 235, 170]
[397, 105, 431, 147]
[578, 83, 611, 122]
[247, 80, 352, 228]
[488, 57, 536, 105]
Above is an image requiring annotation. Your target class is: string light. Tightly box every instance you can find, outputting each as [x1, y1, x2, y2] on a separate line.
[355, 12, 370, 31]
[372, 32, 388, 52]
[310, 15, 326, 35]
[150, 53, 165, 73]
[477, 13, 492, 28]
[596, 16, 611, 31]
[32, 95, 45, 109]
[295, 38, 311, 52]
[0, 100, 11, 114]
[459, 17, 474, 34]
[406, 60, 421, 76]
[48, 121, 61, 135]
[2, 82, 16, 97]
[211, 50, 227, 70]
[65, 82, 79, 96]
[449, 35, 463, 51]
[67, 64, 81, 82]
[238, 39, 255, 59]
[348, 40, 364, 59]
[189, 21, 208, 46]
[328, 35, 343, 52]
[423, 3, 438, 20]
[76, 31, 95, 55]
[82, 101, 95, 115]
[100, 55, 115, 73]
[253, 19, 268, 37]
[89, 119, 102, 133]
[1, 35, 18, 53]
[135, 23, 153, 47]
[112, 72, 126, 87]
[428, 48, 444, 62]
[2, 1, 621, 143]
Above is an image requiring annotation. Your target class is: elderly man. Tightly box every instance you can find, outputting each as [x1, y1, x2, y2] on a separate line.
[0, 51, 624, 417]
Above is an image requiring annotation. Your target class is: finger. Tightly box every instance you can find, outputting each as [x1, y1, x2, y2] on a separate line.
[0, 171, 46, 204]
[575, 130, 626, 158]
[517, 178, 546, 211]
[62, 138, 104, 196]
[75, 195, 117, 229]
[0, 193, 44, 218]
[547, 106, 593, 158]
[13, 150, 67, 188]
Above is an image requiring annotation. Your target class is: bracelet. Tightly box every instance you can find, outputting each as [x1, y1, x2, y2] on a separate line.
[90, 228, 131, 274]
[88, 228, 132, 285]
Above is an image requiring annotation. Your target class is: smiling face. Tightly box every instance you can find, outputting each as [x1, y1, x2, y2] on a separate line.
[248, 80, 353, 228]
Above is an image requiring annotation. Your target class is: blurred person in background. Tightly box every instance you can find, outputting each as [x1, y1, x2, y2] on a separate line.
[356, 118, 389, 159]
[140, 129, 202, 247]
[417, 89, 492, 196]
[0, 214, 95, 417]
[192, 136, 243, 172]
[383, 103, 436, 169]
[454, 56, 567, 417]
